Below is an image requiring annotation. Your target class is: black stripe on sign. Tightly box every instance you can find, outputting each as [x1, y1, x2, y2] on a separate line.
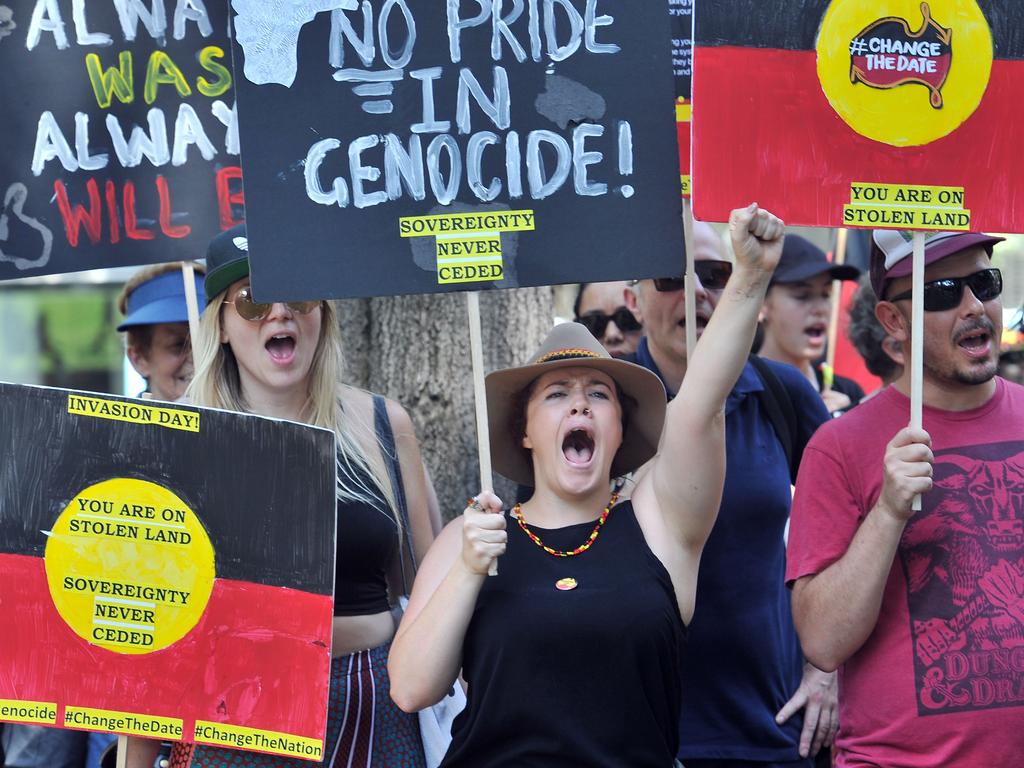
[695, 1, 1024, 59]
[0, 383, 336, 595]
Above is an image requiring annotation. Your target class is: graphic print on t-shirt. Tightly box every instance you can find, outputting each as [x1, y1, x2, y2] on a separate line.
[900, 439, 1024, 716]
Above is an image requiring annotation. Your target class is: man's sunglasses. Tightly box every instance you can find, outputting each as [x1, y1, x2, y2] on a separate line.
[577, 307, 642, 338]
[225, 286, 320, 322]
[888, 268, 1002, 312]
[653, 260, 733, 293]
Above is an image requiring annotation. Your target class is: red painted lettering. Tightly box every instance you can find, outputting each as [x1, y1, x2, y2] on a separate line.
[156, 175, 190, 238]
[215, 166, 244, 229]
[53, 179, 103, 247]
[122, 180, 155, 241]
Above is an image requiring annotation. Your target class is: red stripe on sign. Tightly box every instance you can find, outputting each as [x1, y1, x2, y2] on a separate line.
[692, 46, 1024, 231]
[0, 553, 331, 742]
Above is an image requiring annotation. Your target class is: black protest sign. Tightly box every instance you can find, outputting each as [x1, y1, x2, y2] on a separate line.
[0, 1, 244, 281]
[669, 0, 691, 196]
[230, 0, 683, 302]
[0, 383, 335, 761]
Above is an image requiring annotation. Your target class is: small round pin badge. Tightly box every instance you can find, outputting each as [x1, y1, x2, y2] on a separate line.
[555, 577, 578, 591]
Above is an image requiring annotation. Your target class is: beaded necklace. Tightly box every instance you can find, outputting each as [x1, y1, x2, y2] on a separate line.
[512, 492, 619, 557]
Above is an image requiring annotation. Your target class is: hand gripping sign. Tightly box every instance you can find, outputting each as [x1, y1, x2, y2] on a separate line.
[0, 383, 336, 762]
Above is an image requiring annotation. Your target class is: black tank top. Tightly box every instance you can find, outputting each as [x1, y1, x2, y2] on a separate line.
[332, 462, 397, 616]
[442, 501, 685, 768]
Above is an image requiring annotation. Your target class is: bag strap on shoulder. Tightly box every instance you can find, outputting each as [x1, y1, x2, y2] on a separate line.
[372, 394, 417, 593]
[747, 355, 799, 484]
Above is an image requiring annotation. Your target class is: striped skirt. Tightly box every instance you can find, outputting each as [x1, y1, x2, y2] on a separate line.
[169, 643, 425, 768]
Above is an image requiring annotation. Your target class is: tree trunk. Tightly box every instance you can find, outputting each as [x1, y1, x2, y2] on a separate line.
[338, 287, 554, 521]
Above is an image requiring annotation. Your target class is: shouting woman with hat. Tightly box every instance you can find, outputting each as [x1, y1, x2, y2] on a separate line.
[389, 204, 786, 767]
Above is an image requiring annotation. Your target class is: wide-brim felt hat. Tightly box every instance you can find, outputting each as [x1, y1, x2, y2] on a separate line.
[486, 322, 667, 486]
[205, 223, 251, 304]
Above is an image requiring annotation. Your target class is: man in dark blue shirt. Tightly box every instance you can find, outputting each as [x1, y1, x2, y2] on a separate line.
[625, 221, 836, 767]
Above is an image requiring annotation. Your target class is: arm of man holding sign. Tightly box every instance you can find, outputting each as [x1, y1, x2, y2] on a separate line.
[790, 426, 934, 672]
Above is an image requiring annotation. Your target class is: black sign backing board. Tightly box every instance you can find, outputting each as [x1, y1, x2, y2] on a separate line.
[0, 382, 336, 757]
[0, 0, 243, 280]
[229, 0, 684, 301]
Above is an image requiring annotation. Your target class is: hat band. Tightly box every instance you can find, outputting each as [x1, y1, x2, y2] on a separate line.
[535, 348, 603, 364]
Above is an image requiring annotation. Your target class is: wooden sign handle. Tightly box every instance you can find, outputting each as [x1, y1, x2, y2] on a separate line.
[181, 262, 201, 344]
[910, 231, 925, 512]
[824, 228, 849, 384]
[682, 199, 697, 362]
[466, 292, 498, 576]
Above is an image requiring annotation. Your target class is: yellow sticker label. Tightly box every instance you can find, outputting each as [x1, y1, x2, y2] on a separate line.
[399, 209, 535, 287]
[675, 102, 692, 123]
[436, 234, 504, 285]
[842, 182, 970, 230]
[0, 700, 58, 725]
[63, 707, 183, 739]
[680, 174, 691, 197]
[194, 721, 323, 761]
[67, 395, 199, 433]
[398, 210, 535, 237]
[816, 0, 993, 147]
[44, 478, 215, 654]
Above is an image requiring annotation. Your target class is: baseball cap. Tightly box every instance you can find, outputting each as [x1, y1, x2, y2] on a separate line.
[870, 230, 1004, 299]
[117, 269, 206, 331]
[771, 235, 860, 285]
[204, 223, 251, 304]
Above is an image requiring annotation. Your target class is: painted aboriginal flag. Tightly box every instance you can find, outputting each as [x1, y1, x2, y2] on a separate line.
[0, 383, 335, 762]
[692, 0, 1024, 232]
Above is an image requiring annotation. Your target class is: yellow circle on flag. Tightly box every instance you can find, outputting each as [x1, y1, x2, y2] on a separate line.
[44, 478, 215, 654]
[816, 0, 993, 146]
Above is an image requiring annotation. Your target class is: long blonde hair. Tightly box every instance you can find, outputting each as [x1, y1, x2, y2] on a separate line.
[188, 288, 397, 512]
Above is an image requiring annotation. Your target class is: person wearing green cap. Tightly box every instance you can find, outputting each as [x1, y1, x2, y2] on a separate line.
[126, 224, 434, 768]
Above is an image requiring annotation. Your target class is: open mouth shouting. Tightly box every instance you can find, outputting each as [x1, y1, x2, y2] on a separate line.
[562, 426, 596, 468]
[804, 322, 827, 348]
[955, 323, 993, 361]
[265, 332, 298, 366]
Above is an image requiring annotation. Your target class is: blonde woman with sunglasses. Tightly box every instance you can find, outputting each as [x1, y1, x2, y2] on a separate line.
[127, 224, 434, 768]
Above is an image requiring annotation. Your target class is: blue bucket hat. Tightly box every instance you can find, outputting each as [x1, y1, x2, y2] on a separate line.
[117, 269, 206, 331]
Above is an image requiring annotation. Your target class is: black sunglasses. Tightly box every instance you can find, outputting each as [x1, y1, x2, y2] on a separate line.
[888, 268, 1002, 312]
[577, 307, 642, 338]
[653, 260, 733, 293]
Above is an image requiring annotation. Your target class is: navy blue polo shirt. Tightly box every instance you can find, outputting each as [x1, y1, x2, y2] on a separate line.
[634, 338, 829, 763]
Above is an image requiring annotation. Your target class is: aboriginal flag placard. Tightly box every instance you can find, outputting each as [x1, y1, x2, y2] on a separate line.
[693, 0, 1024, 232]
[0, 383, 335, 762]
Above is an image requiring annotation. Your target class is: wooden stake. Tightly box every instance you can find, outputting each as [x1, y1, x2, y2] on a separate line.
[181, 262, 201, 343]
[682, 198, 697, 362]
[466, 292, 497, 576]
[824, 228, 849, 388]
[116, 735, 128, 768]
[910, 231, 925, 512]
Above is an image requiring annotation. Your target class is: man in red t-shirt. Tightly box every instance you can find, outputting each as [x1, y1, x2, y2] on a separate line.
[787, 230, 1024, 767]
